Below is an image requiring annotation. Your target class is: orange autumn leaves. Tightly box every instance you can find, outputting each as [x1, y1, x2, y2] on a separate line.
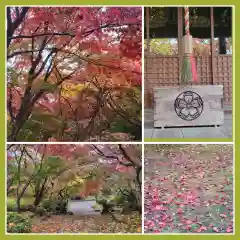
[80, 178, 102, 198]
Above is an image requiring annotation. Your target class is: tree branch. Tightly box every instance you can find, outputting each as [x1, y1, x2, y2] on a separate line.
[9, 32, 74, 40]
[8, 21, 141, 41]
[7, 7, 30, 48]
[90, 145, 133, 167]
[90, 145, 118, 159]
[119, 144, 137, 166]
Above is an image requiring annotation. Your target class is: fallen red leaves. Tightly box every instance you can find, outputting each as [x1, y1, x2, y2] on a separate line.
[144, 144, 233, 233]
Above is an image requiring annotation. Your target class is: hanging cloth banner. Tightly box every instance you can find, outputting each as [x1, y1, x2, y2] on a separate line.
[181, 7, 198, 84]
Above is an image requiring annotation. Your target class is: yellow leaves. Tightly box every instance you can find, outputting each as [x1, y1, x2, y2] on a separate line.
[75, 176, 85, 184]
[67, 176, 85, 188]
[32, 78, 86, 98]
[61, 82, 85, 98]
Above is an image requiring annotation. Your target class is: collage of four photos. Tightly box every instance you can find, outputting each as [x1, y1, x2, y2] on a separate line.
[6, 6, 234, 234]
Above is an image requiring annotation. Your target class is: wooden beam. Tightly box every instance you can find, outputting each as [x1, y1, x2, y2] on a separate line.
[210, 7, 216, 85]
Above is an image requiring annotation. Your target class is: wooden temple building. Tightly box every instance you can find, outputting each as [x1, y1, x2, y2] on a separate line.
[144, 7, 232, 108]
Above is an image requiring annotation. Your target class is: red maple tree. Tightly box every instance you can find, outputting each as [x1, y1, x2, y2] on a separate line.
[7, 7, 142, 142]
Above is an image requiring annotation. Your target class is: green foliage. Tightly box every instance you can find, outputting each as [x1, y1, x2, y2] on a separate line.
[40, 199, 53, 211]
[109, 118, 141, 139]
[109, 87, 141, 140]
[149, 39, 177, 55]
[7, 198, 17, 212]
[96, 188, 135, 214]
[27, 156, 67, 192]
[15, 114, 64, 141]
[8, 151, 68, 211]
[13, 119, 51, 141]
[7, 212, 32, 233]
[40, 198, 68, 214]
[54, 176, 85, 206]
[36, 156, 67, 178]
[30, 156, 68, 206]
[35, 206, 47, 216]
[7, 162, 19, 194]
[92, 203, 103, 211]
[7, 198, 34, 212]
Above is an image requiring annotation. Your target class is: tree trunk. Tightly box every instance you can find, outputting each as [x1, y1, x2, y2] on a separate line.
[34, 178, 48, 207]
[16, 176, 35, 212]
[16, 197, 21, 212]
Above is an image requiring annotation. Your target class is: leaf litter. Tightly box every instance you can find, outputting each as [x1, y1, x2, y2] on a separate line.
[31, 212, 141, 233]
[144, 144, 233, 233]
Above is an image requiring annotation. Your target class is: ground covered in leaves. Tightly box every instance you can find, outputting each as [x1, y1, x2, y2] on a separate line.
[31, 212, 141, 233]
[144, 144, 233, 233]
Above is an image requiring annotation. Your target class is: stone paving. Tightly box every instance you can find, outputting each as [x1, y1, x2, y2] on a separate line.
[67, 200, 100, 216]
[144, 108, 232, 139]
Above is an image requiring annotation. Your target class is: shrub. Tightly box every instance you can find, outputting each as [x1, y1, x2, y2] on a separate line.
[7, 198, 17, 212]
[41, 199, 53, 212]
[92, 203, 103, 212]
[35, 206, 47, 216]
[40, 199, 67, 214]
[7, 212, 32, 233]
[7, 198, 34, 212]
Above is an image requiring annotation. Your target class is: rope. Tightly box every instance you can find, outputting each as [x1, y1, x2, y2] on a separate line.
[182, 7, 198, 83]
[184, 7, 190, 35]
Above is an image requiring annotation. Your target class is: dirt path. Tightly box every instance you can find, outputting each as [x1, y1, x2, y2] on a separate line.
[144, 144, 233, 233]
[32, 213, 141, 233]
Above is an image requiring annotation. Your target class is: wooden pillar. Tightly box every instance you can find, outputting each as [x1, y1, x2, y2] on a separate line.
[210, 7, 216, 84]
[178, 7, 183, 83]
[146, 7, 150, 53]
